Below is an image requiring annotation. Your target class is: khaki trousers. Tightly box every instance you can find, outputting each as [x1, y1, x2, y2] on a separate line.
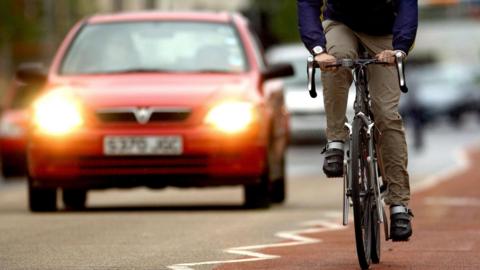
[321, 20, 410, 206]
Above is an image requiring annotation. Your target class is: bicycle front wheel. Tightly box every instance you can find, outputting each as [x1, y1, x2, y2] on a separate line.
[350, 117, 374, 270]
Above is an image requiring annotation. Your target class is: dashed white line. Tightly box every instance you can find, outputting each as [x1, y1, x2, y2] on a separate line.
[424, 196, 480, 207]
[167, 217, 345, 270]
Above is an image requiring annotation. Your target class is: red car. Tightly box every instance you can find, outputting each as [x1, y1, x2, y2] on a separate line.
[26, 12, 293, 212]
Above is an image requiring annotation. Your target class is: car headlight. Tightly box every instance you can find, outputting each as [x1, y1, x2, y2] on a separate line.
[33, 89, 84, 135]
[205, 101, 257, 133]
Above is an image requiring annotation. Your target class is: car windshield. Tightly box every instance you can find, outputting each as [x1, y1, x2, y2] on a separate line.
[60, 21, 248, 75]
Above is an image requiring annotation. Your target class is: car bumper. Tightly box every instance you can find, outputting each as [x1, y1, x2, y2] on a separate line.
[28, 126, 267, 189]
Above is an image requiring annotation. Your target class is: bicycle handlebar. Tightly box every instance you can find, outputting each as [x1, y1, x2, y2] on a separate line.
[307, 53, 408, 99]
[394, 51, 408, 93]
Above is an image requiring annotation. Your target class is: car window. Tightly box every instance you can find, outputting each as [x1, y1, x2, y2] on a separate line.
[60, 22, 248, 75]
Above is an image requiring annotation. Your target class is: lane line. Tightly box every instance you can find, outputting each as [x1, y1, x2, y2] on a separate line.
[424, 196, 480, 207]
[167, 218, 345, 270]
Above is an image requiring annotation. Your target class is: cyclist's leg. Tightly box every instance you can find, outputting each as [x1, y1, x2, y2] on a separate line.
[355, 33, 410, 206]
[322, 20, 357, 141]
[321, 20, 357, 177]
[356, 33, 413, 240]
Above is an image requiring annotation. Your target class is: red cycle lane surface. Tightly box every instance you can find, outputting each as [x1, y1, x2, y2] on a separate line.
[215, 149, 480, 270]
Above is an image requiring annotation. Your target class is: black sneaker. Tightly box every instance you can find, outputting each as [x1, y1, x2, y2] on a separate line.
[322, 141, 344, 178]
[390, 205, 413, 241]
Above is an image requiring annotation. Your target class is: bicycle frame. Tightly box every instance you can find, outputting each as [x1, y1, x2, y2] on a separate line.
[306, 53, 407, 235]
[346, 63, 384, 227]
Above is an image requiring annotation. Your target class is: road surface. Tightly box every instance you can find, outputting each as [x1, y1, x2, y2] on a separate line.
[0, 120, 479, 270]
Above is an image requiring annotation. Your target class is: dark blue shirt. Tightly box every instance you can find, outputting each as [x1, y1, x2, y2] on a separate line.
[297, 0, 418, 54]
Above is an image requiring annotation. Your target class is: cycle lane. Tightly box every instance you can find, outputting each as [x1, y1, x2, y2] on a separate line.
[213, 148, 480, 270]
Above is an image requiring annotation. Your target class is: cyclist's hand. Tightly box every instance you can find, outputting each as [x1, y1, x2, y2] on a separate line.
[315, 53, 337, 72]
[375, 50, 396, 64]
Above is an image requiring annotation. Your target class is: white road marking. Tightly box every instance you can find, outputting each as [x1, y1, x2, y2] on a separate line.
[424, 197, 480, 207]
[167, 218, 345, 270]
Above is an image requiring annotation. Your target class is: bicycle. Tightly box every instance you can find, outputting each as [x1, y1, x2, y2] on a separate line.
[306, 51, 408, 269]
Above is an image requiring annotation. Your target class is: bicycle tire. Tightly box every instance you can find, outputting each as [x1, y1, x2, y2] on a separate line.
[370, 203, 381, 264]
[351, 117, 372, 270]
[370, 136, 382, 264]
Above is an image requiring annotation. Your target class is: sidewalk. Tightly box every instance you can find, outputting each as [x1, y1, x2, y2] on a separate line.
[217, 149, 480, 270]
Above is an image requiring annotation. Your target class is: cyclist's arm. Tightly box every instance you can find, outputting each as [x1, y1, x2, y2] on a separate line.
[392, 0, 418, 55]
[297, 0, 326, 55]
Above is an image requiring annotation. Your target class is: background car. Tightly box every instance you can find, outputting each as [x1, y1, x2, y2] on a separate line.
[267, 44, 355, 144]
[0, 64, 44, 178]
[400, 64, 480, 127]
[25, 12, 293, 212]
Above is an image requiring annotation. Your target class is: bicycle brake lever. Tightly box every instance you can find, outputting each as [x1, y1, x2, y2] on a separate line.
[395, 52, 408, 93]
[307, 56, 317, 98]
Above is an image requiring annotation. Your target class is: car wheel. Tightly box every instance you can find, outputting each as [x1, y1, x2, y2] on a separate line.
[1, 165, 18, 178]
[244, 172, 271, 209]
[62, 189, 87, 210]
[1, 159, 27, 178]
[270, 157, 286, 204]
[271, 177, 286, 204]
[28, 181, 57, 212]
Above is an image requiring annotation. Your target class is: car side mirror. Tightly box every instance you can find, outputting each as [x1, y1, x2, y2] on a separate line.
[16, 62, 47, 85]
[263, 63, 294, 80]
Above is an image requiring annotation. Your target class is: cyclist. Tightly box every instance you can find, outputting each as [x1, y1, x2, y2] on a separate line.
[297, 0, 417, 241]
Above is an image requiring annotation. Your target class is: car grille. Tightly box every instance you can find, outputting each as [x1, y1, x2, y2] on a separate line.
[75, 155, 209, 170]
[96, 108, 191, 123]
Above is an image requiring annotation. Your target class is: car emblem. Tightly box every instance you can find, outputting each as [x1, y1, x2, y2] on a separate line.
[133, 108, 154, 124]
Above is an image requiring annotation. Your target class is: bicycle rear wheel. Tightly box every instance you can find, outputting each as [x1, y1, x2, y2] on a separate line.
[350, 117, 374, 270]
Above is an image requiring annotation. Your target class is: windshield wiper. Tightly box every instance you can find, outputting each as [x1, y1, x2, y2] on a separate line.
[93, 68, 179, 74]
[188, 69, 233, 74]
[76, 68, 235, 75]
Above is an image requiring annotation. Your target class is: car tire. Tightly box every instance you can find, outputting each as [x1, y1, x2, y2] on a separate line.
[243, 172, 271, 209]
[1, 165, 18, 179]
[270, 177, 286, 204]
[1, 159, 27, 179]
[62, 189, 87, 210]
[270, 157, 286, 204]
[28, 181, 57, 212]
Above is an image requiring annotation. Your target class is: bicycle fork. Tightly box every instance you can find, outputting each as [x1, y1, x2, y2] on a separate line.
[342, 114, 385, 227]
[343, 122, 352, 226]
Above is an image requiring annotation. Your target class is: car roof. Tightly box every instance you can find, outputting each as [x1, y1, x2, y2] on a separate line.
[87, 11, 238, 24]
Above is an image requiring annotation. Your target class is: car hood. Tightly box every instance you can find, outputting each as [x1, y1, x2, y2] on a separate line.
[48, 74, 255, 109]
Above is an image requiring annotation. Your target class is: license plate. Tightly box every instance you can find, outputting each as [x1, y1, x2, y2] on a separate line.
[103, 136, 183, 156]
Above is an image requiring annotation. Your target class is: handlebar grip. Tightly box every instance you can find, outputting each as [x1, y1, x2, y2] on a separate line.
[395, 52, 408, 93]
[307, 56, 317, 98]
